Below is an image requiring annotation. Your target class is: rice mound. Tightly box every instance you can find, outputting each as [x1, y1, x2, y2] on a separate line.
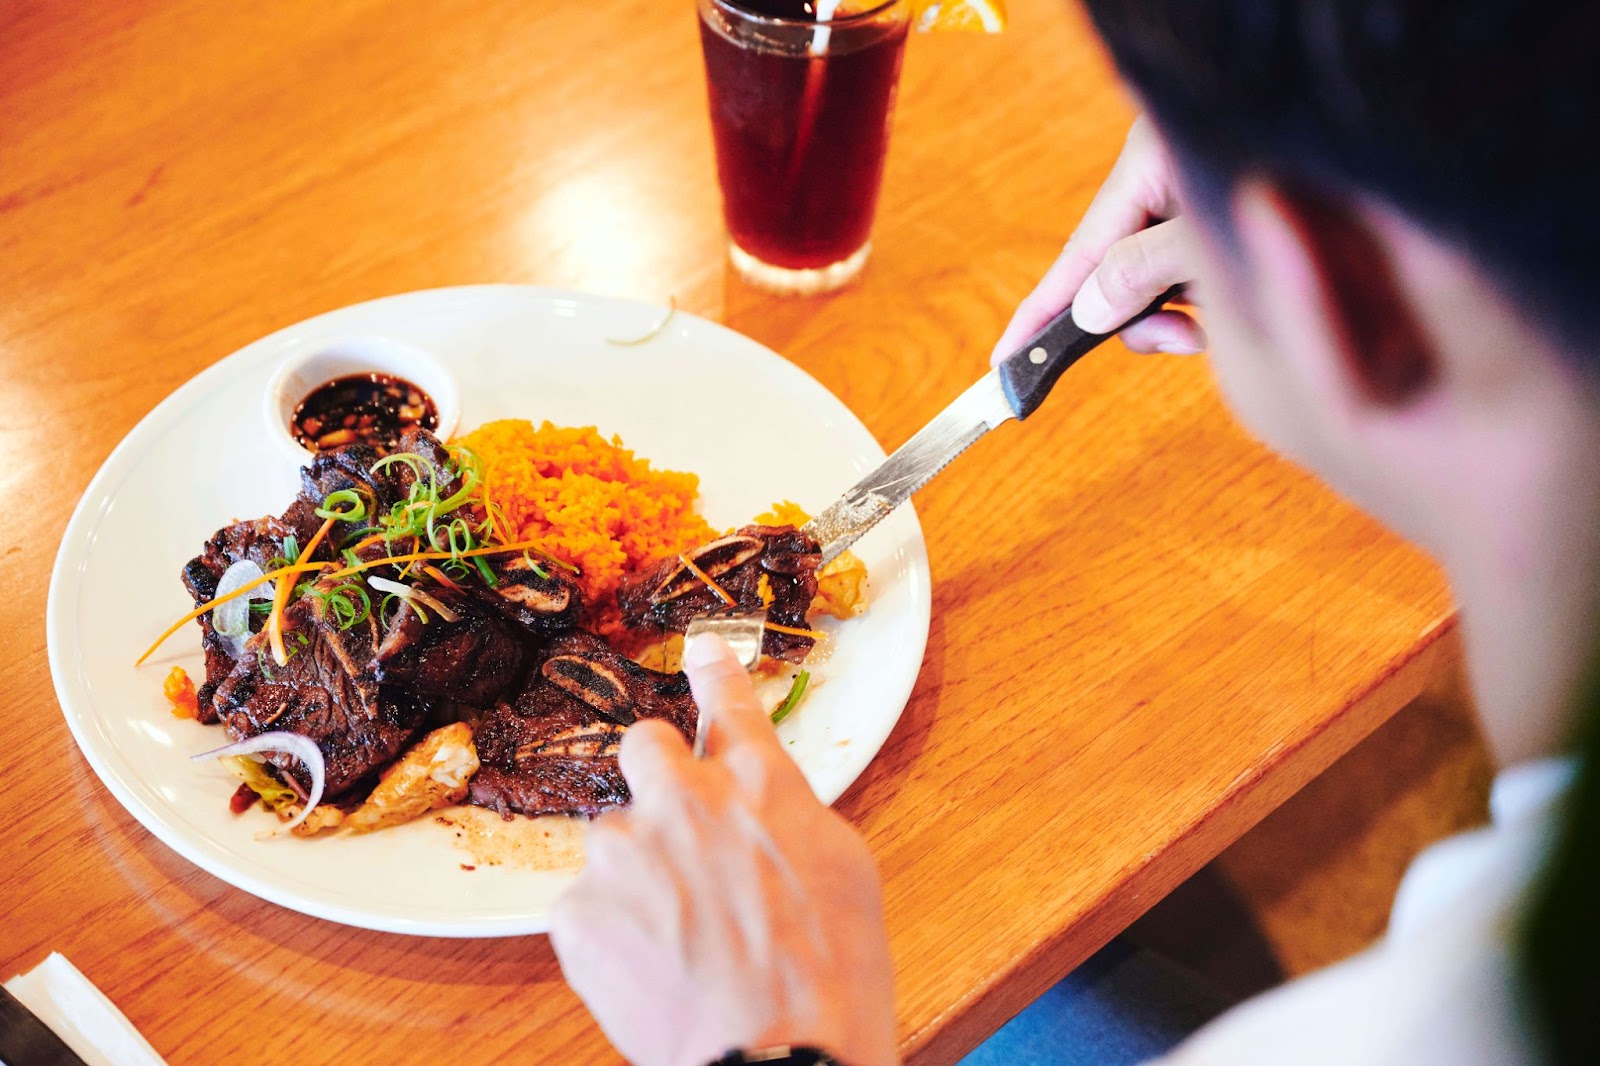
[456, 419, 717, 642]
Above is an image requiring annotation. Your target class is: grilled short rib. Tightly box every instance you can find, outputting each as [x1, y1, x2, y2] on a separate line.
[180, 427, 787, 820]
[181, 426, 462, 721]
[371, 586, 525, 707]
[467, 631, 697, 817]
[617, 524, 821, 662]
[181, 516, 304, 724]
[476, 555, 584, 636]
[210, 571, 428, 799]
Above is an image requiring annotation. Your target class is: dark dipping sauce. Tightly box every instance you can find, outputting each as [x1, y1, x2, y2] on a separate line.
[291, 373, 438, 454]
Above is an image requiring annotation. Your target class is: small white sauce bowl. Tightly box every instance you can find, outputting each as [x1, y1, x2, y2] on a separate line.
[263, 336, 460, 469]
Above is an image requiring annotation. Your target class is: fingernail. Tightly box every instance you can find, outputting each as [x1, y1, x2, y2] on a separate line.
[682, 633, 728, 671]
[1158, 342, 1203, 355]
[1071, 274, 1116, 334]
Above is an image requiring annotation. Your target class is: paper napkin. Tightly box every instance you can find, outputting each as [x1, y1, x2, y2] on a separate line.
[3, 953, 166, 1066]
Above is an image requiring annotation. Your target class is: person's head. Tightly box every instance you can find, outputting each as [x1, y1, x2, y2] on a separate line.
[1080, 0, 1600, 763]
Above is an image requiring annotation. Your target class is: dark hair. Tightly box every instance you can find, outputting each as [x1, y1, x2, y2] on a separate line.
[1080, 0, 1600, 360]
[1080, 4, 1600, 1059]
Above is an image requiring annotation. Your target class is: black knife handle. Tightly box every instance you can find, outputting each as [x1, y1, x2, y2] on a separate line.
[998, 285, 1185, 420]
[0, 986, 89, 1066]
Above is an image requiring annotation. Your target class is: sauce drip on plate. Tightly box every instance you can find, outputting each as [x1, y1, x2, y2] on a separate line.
[292, 373, 438, 454]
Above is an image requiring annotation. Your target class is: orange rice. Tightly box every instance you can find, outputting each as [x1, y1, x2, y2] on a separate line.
[456, 419, 718, 642]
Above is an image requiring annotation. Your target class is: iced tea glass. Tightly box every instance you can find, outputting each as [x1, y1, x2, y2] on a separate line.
[697, 0, 911, 294]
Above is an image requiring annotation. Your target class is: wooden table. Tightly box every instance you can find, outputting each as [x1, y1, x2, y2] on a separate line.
[1, 1, 1455, 1062]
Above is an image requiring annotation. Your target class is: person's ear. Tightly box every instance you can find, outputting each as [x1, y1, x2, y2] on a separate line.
[1232, 180, 1437, 418]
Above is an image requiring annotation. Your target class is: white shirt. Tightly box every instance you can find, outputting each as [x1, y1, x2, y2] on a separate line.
[1158, 758, 1578, 1066]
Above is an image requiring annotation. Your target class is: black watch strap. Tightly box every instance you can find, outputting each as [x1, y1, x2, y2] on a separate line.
[711, 1046, 847, 1066]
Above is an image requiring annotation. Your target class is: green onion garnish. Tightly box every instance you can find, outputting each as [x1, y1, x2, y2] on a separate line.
[378, 592, 428, 626]
[307, 582, 372, 631]
[472, 554, 499, 587]
[770, 670, 811, 726]
[539, 551, 580, 575]
[369, 451, 431, 486]
[315, 488, 368, 522]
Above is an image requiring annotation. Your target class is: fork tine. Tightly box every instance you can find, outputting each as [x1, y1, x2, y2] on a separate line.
[684, 608, 766, 758]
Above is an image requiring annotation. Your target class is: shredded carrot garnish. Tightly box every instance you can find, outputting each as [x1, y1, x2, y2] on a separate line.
[421, 564, 461, 591]
[317, 539, 556, 582]
[678, 553, 735, 606]
[135, 536, 562, 666]
[756, 573, 775, 608]
[396, 536, 423, 582]
[765, 621, 827, 640]
[267, 515, 337, 666]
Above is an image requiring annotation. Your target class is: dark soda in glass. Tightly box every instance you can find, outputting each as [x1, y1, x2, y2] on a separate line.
[698, 0, 909, 289]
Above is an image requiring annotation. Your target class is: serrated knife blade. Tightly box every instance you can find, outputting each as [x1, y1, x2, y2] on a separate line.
[801, 287, 1180, 564]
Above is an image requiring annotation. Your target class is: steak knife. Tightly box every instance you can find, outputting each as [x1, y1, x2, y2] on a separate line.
[801, 288, 1182, 564]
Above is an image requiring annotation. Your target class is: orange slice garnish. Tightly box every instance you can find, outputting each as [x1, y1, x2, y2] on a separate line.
[912, 0, 1007, 32]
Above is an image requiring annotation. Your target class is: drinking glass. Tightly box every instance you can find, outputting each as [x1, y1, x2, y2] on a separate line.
[697, 0, 911, 294]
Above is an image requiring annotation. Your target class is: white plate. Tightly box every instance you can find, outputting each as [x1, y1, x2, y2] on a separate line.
[46, 286, 930, 938]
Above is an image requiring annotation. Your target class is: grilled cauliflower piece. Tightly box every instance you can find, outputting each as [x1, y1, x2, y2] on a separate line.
[344, 722, 480, 833]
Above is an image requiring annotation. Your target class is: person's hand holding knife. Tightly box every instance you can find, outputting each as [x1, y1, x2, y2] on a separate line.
[992, 116, 1203, 363]
[553, 114, 1196, 1066]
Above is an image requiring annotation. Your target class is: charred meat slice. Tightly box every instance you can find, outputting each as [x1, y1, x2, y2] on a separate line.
[392, 425, 464, 500]
[468, 696, 631, 817]
[287, 425, 463, 549]
[618, 524, 822, 662]
[474, 555, 583, 635]
[181, 515, 307, 723]
[292, 441, 393, 533]
[647, 535, 765, 603]
[181, 427, 469, 721]
[466, 632, 697, 817]
[534, 630, 696, 732]
[211, 577, 424, 799]
[371, 587, 524, 707]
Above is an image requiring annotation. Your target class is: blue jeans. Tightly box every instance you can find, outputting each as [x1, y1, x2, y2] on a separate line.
[958, 940, 1238, 1066]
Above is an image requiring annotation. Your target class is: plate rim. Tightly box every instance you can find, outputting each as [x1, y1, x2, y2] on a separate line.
[46, 284, 931, 937]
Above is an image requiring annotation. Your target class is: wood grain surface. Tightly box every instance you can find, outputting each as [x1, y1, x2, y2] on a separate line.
[0, 1, 1455, 1063]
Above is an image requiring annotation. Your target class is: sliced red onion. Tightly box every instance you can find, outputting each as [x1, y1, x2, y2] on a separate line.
[212, 559, 269, 658]
[192, 732, 326, 834]
[367, 575, 459, 623]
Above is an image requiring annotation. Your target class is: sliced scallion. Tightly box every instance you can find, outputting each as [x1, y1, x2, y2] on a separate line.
[315, 488, 368, 522]
[770, 670, 811, 726]
[472, 554, 499, 587]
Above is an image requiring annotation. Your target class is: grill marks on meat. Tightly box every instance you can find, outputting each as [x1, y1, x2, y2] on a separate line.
[618, 524, 822, 662]
[180, 431, 830, 821]
[181, 516, 304, 723]
[211, 574, 425, 799]
[534, 631, 696, 733]
[372, 588, 523, 707]
[466, 631, 697, 817]
[469, 698, 631, 817]
[181, 428, 465, 723]
[477, 556, 583, 635]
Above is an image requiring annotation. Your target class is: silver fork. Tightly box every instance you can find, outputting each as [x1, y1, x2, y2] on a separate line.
[684, 607, 767, 757]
